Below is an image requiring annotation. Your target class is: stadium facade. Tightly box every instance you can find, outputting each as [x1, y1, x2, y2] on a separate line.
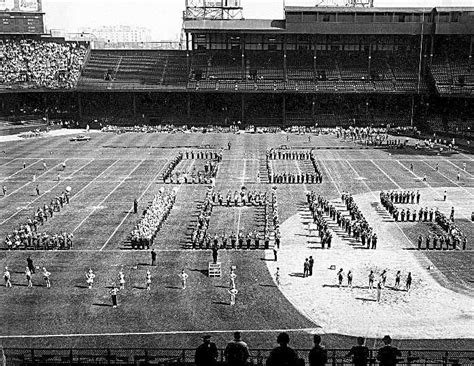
[0, 5, 473, 131]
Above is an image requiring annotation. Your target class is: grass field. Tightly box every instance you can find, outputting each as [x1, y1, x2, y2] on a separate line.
[0, 130, 473, 350]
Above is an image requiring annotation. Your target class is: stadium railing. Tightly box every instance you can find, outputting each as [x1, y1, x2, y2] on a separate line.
[4, 348, 474, 365]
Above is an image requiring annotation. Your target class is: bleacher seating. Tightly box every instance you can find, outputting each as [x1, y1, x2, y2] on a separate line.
[78, 50, 188, 89]
[430, 56, 473, 96]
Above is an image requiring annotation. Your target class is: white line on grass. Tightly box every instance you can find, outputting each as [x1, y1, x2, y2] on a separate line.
[0, 158, 19, 167]
[0, 160, 95, 226]
[99, 158, 174, 251]
[345, 160, 415, 248]
[0, 328, 320, 339]
[421, 160, 474, 198]
[317, 159, 342, 196]
[370, 159, 402, 189]
[2, 160, 67, 199]
[72, 159, 146, 235]
[396, 160, 472, 222]
[1, 160, 40, 181]
[443, 160, 473, 177]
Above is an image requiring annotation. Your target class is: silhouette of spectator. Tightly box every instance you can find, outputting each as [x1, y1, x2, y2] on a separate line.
[224, 331, 250, 366]
[266, 332, 299, 366]
[377, 335, 402, 366]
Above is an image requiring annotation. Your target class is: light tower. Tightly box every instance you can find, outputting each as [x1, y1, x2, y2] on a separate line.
[184, 0, 243, 20]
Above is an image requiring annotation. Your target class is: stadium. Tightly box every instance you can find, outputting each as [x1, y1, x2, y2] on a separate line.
[0, 0, 473, 364]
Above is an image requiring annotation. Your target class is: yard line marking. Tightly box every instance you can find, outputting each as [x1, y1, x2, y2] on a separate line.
[345, 160, 415, 248]
[317, 159, 342, 196]
[72, 159, 146, 234]
[0, 327, 320, 339]
[0, 158, 19, 167]
[1, 160, 40, 181]
[2, 160, 67, 198]
[71, 160, 120, 200]
[235, 159, 246, 234]
[0, 160, 95, 226]
[100, 158, 174, 251]
[443, 160, 473, 177]
[396, 160, 471, 223]
[421, 161, 474, 198]
[370, 159, 402, 189]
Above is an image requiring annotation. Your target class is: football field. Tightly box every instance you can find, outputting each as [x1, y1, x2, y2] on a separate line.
[0, 130, 473, 350]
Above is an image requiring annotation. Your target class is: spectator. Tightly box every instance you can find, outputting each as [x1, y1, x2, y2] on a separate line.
[224, 331, 250, 366]
[377, 335, 402, 366]
[195, 335, 218, 366]
[345, 337, 369, 366]
[0, 39, 86, 89]
[266, 332, 299, 366]
[309, 334, 328, 366]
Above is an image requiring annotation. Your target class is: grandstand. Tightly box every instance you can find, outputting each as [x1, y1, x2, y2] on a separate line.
[0, 1, 473, 365]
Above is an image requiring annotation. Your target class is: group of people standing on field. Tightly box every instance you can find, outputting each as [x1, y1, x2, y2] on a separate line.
[130, 188, 177, 249]
[4, 190, 72, 250]
[267, 149, 323, 184]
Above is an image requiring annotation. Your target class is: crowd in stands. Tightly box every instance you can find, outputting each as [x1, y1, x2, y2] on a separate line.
[0, 39, 87, 89]
[130, 188, 177, 249]
[101, 124, 240, 134]
[4, 191, 72, 250]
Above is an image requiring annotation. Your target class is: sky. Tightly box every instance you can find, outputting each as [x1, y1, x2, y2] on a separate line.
[42, 0, 473, 41]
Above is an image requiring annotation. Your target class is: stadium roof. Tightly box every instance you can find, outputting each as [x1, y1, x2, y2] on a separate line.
[183, 19, 285, 32]
[285, 6, 433, 13]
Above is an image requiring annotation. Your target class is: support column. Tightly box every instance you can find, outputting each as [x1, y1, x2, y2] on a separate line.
[187, 93, 191, 122]
[469, 36, 473, 71]
[283, 36, 287, 82]
[282, 94, 286, 127]
[241, 36, 246, 80]
[186, 33, 190, 77]
[368, 42, 372, 79]
[312, 95, 316, 124]
[429, 35, 435, 66]
[241, 94, 245, 125]
[132, 93, 137, 118]
[77, 93, 83, 120]
[313, 38, 317, 82]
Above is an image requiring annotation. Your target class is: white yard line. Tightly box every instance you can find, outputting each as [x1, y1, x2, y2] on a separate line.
[318, 159, 342, 196]
[0, 327, 319, 339]
[0, 160, 95, 226]
[370, 159, 402, 189]
[345, 160, 414, 247]
[421, 160, 474, 198]
[396, 160, 471, 221]
[2, 160, 66, 198]
[1, 160, 40, 181]
[72, 160, 146, 234]
[0, 158, 19, 167]
[99, 158, 174, 251]
[443, 160, 473, 177]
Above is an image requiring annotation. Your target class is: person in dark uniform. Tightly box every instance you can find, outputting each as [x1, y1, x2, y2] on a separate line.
[371, 233, 377, 249]
[345, 337, 369, 366]
[151, 249, 156, 266]
[35, 184, 40, 196]
[417, 235, 423, 250]
[27, 256, 35, 274]
[377, 335, 401, 366]
[309, 334, 327, 366]
[308, 256, 314, 276]
[212, 245, 219, 264]
[133, 199, 138, 214]
[266, 332, 299, 366]
[195, 335, 218, 366]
